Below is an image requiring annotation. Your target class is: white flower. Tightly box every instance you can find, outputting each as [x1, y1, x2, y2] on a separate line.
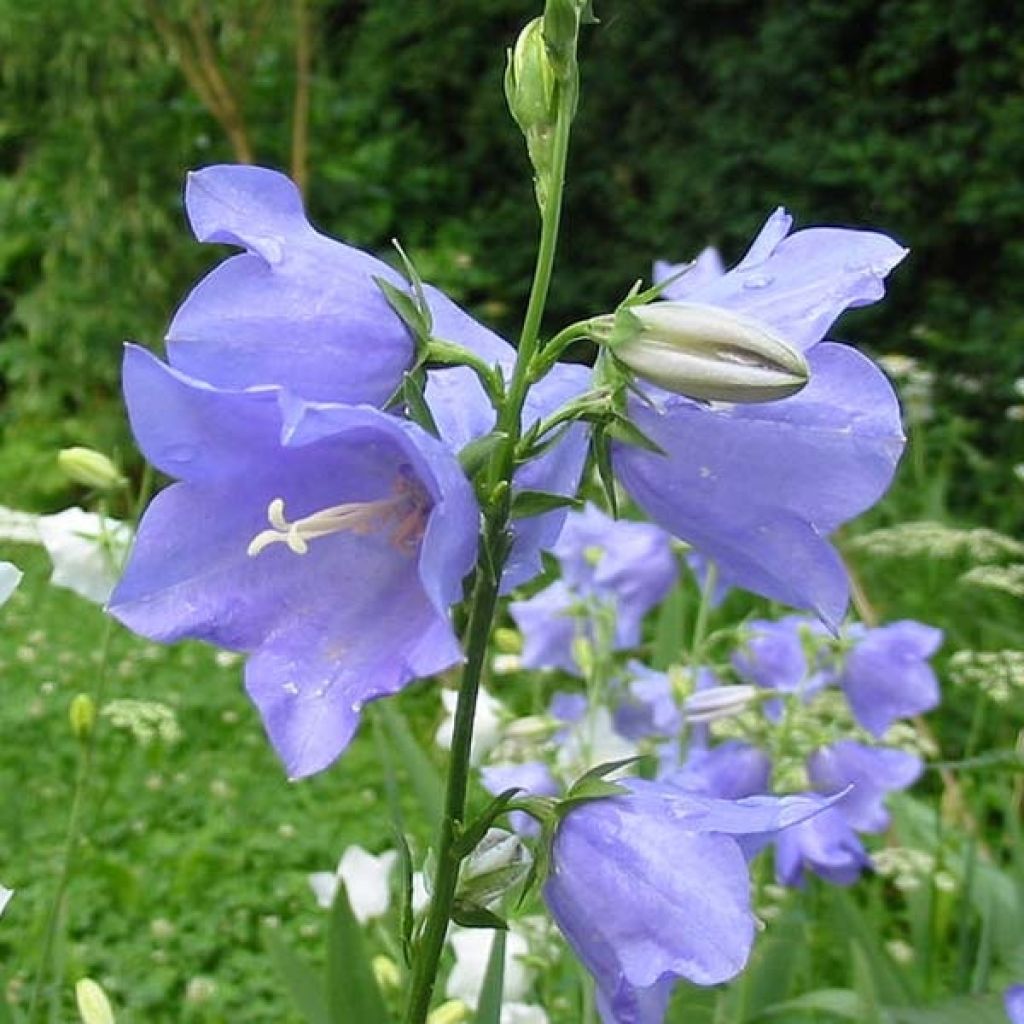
[0, 562, 22, 607]
[446, 925, 533, 1010]
[436, 687, 505, 764]
[36, 508, 132, 604]
[308, 846, 396, 923]
[0, 885, 12, 917]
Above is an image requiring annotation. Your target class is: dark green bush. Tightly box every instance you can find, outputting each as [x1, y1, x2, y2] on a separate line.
[2, 0, 1022, 516]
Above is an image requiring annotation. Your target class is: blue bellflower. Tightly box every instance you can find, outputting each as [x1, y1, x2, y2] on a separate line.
[614, 210, 908, 628]
[168, 164, 588, 589]
[839, 620, 943, 736]
[108, 348, 478, 778]
[509, 505, 676, 674]
[544, 780, 836, 1023]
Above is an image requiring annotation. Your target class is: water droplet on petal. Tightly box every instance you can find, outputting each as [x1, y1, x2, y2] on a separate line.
[282, 682, 299, 696]
[255, 237, 284, 265]
[161, 444, 198, 465]
[743, 274, 773, 290]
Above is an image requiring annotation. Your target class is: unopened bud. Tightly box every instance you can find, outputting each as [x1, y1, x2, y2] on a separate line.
[493, 627, 522, 654]
[505, 18, 557, 138]
[600, 303, 809, 403]
[458, 828, 532, 908]
[683, 684, 759, 724]
[58, 448, 127, 491]
[69, 693, 97, 740]
[75, 978, 115, 1024]
[427, 1001, 471, 1024]
[371, 955, 401, 991]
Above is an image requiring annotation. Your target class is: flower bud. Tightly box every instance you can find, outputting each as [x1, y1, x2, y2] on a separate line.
[371, 954, 401, 991]
[69, 693, 97, 740]
[427, 1001, 471, 1024]
[75, 978, 115, 1024]
[601, 302, 810, 403]
[457, 828, 532, 908]
[683, 684, 759, 724]
[57, 448, 127, 491]
[505, 18, 557, 139]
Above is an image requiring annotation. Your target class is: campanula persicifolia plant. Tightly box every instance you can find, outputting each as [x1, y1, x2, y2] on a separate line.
[104, 2, 912, 1020]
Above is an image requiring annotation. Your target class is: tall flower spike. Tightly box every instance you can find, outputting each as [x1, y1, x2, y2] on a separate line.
[615, 210, 907, 627]
[109, 347, 478, 778]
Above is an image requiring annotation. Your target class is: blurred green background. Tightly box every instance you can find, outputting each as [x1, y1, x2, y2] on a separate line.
[2, 0, 1022, 517]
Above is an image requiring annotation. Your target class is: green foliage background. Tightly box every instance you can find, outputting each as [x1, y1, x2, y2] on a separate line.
[2, 0, 1022, 510]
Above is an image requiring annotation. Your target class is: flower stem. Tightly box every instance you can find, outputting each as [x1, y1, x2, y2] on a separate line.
[401, 45, 579, 1024]
[26, 619, 115, 1023]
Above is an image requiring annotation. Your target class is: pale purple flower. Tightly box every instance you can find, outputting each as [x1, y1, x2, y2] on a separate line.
[109, 347, 477, 778]
[616, 210, 907, 628]
[613, 662, 682, 741]
[732, 617, 809, 693]
[480, 761, 560, 836]
[552, 504, 677, 635]
[774, 807, 870, 887]
[545, 781, 836, 1023]
[807, 741, 922, 833]
[509, 581, 580, 674]
[1005, 985, 1024, 1024]
[665, 741, 772, 800]
[509, 507, 677, 674]
[170, 164, 587, 590]
[840, 621, 943, 736]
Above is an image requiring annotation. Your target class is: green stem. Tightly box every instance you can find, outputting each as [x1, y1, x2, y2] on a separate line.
[27, 619, 115, 1023]
[402, 71, 577, 1024]
[401, 533, 503, 1023]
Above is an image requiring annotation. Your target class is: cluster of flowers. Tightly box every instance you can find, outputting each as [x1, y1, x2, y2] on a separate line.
[462, 503, 942, 1017]
[104, 162, 917, 1021]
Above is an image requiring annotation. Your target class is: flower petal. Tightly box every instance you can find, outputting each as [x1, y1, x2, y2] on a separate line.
[614, 343, 904, 626]
[688, 210, 908, 352]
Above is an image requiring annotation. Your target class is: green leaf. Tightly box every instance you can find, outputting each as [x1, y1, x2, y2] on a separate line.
[375, 276, 430, 342]
[510, 489, 583, 519]
[451, 899, 508, 930]
[456, 787, 523, 858]
[651, 583, 686, 670]
[754, 988, 865, 1021]
[887, 995, 1008, 1024]
[607, 413, 666, 455]
[264, 928, 330, 1024]
[326, 883, 389, 1024]
[376, 703, 444, 825]
[402, 372, 440, 439]
[590, 427, 618, 517]
[476, 930, 508, 1024]
[459, 431, 508, 479]
[830, 890, 916, 1006]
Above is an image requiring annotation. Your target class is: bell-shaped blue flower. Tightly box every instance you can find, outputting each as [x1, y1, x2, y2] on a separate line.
[839, 620, 943, 736]
[615, 210, 908, 628]
[108, 347, 478, 779]
[544, 780, 834, 1022]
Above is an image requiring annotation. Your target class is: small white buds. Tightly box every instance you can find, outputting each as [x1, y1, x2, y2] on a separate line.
[683, 684, 760, 724]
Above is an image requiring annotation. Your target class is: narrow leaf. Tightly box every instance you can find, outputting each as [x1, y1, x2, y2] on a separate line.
[264, 928, 330, 1024]
[451, 899, 508, 930]
[510, 490, 583, 519]
[326, 883, 388, 1024]
[376, 703, 444, 825]
[476, 930, 508, 1024]
[402, 372, 440, 439]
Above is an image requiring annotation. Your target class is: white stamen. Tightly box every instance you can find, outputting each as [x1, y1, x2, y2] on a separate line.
[247, 475, 430, 558]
